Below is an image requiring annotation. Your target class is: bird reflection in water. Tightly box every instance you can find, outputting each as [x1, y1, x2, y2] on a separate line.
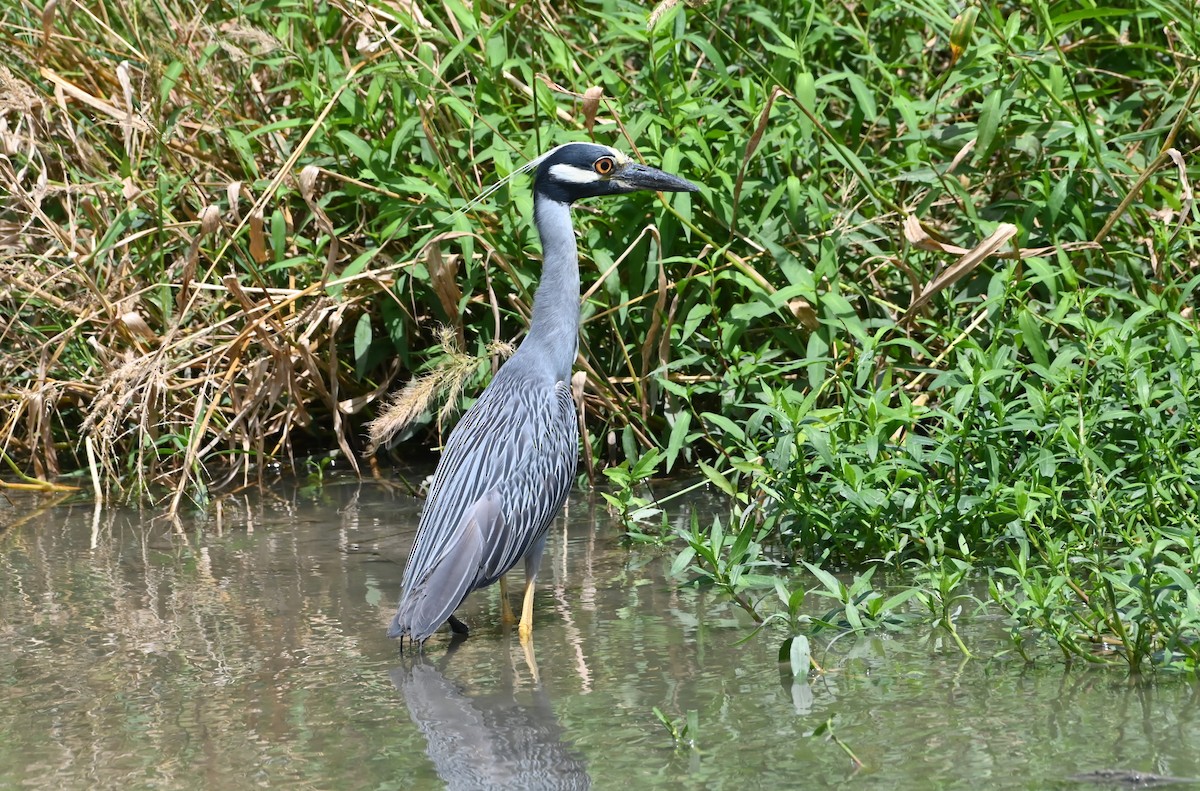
[391, 638, 591, 790]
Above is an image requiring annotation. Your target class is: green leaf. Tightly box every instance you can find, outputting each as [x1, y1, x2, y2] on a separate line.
[1047, 170, 1071, 223]
[701, 412, 746, 442]
[795, 72, 816, 140]
[709, 516, 724, 554]
[225, 127, 259, 178]
[789, 634, 810, 677]
[844, 601, 863, 630]
[270, 210, 287, 264]
[730, 524, 753, 563]
[803, 561, 843, 597]
[974, 89, 1004, 163]
[698, 461, 735, 497]
[788, 586, 806, 615]
[160, 62, 184, 105]
[353, 312, 373, 377]
[631, 449, 662, 479]
[845, 72, 876, 123]
[336, 130, 376, 170]
[664, 412, 691, 473]
[881, 588, 921, 612]
[1052, 6, 1134, 29]
[670, 546, 697, 578]
[1018, 309, 1050, 369]
[680, 303, 711, 343]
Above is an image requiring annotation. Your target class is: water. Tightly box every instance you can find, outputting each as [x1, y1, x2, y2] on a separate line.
[2, 479, 1199, 790]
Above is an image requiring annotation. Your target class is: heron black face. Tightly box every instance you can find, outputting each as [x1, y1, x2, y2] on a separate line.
[532, 142, 699, 204]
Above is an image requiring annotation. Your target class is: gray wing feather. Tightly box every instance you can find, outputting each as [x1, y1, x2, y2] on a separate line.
[389, 370, 577, 642]
[388, 492, 498, 640]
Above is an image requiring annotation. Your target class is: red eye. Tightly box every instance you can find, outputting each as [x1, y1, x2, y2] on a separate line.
[594, 157, 615, 175]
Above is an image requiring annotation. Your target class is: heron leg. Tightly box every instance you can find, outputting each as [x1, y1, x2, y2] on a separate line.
[518, 533, 548, 643]
[447, 614, 470, 636]
[499, 576, 517, 625]
[520, 637, 540, 685]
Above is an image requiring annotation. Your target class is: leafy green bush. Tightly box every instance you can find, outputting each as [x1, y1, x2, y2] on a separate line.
[718, 281, 1199, 564]
[634, 1, 1199, 673]
[686, 276, 1200, 671]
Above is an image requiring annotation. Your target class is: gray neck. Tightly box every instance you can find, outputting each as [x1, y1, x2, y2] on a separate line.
[516, 195, 579, 382]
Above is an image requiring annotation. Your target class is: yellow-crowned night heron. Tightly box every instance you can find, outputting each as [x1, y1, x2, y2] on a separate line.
[389, 142, 698, 646]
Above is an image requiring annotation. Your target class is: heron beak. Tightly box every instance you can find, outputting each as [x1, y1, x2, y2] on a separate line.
[616, 163, 700, 194]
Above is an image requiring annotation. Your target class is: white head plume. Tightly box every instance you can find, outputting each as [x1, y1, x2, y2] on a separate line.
[456, 144, 567, 216]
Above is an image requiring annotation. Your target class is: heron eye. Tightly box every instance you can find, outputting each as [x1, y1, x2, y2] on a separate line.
[594, 157, 615, 176]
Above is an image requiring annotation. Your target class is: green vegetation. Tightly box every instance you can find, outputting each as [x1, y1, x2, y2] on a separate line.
[2, 1, 1198, 671]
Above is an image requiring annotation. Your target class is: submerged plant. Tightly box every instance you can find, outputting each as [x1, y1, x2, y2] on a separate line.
[652, 707, 699, 750]
[811, 715, 863, 771]
[911, 558, 979, 658]
[602, 449, 666, 538]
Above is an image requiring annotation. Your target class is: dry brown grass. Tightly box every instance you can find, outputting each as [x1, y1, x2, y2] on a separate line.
[0, 0, 666, 511]
[0, 1, 419, 512]
[366, 326, 513, 453]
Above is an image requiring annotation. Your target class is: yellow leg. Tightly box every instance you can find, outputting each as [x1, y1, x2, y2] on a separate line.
[499, 576, 517, 624]
[518, 577, 536, 642]
[520, 637, 540, 685]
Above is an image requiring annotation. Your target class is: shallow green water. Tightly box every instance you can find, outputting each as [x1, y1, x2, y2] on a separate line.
[2, 480, 1198, 790]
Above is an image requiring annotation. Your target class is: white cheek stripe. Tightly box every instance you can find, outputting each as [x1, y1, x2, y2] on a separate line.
[549, 163, 601, 184]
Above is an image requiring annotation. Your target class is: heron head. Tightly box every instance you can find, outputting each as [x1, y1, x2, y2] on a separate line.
[533, 142, 699, 204]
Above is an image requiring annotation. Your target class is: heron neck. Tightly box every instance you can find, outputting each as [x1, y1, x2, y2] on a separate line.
[520, 194, 579, 382]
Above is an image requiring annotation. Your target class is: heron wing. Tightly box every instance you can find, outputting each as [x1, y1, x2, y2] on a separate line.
[389, 371, 578, 640]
